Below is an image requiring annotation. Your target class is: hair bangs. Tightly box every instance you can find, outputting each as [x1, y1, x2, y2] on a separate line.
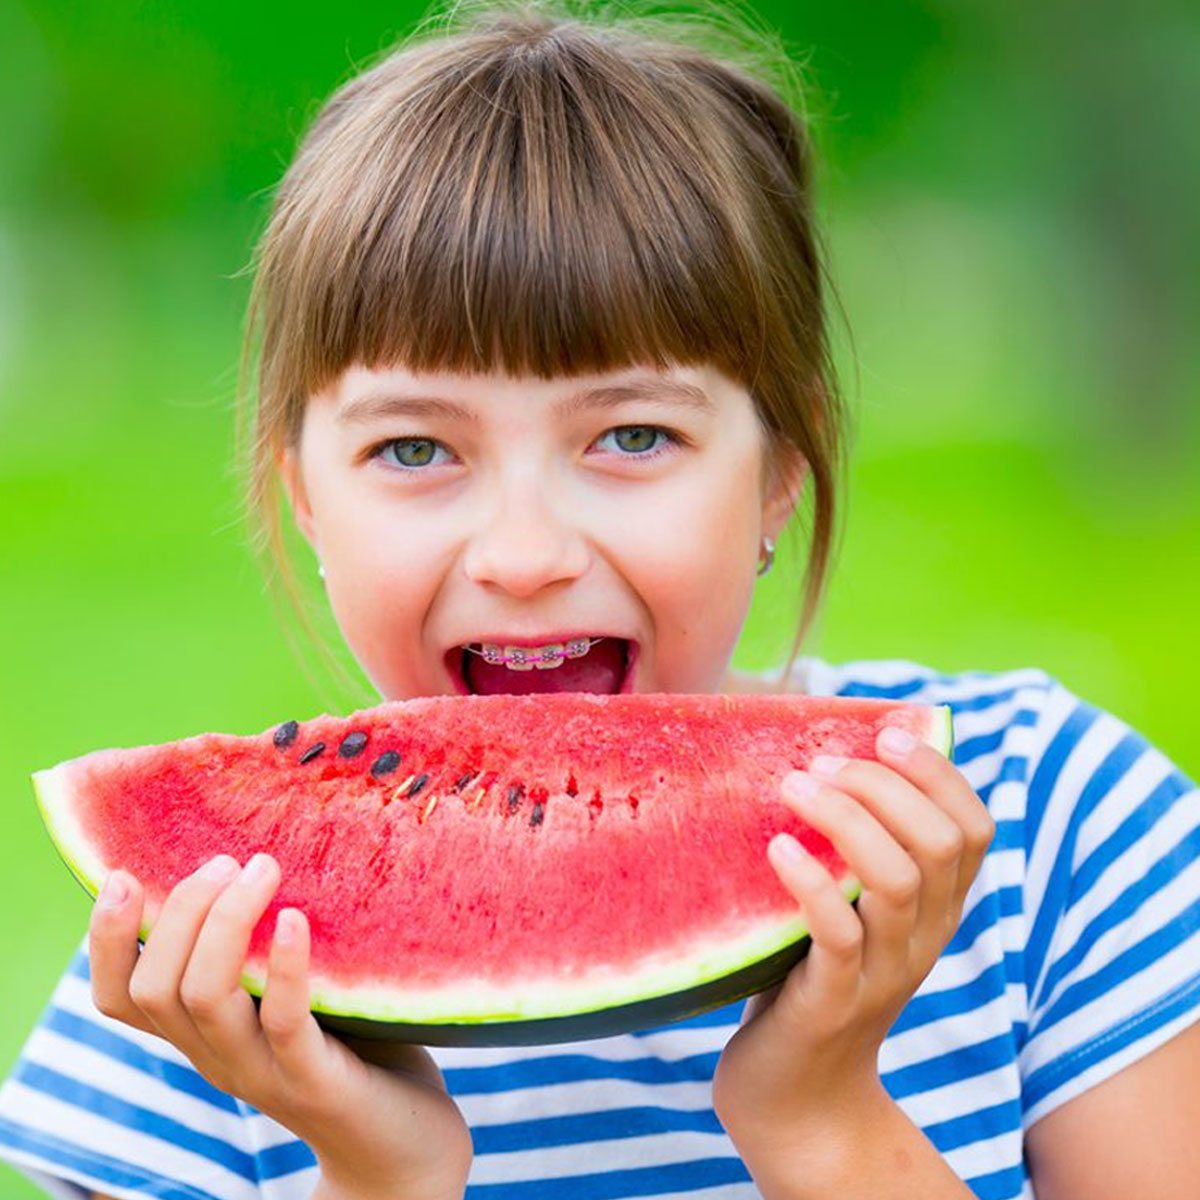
[257, 30, 771, 442]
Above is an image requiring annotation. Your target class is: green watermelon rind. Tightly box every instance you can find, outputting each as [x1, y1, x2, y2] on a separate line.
[32, 703, 954, 1038]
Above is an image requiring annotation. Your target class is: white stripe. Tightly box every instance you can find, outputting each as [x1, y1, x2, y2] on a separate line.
[1022, 696, 1112, 999]
[456, 1076, 718, 1126]
[882, 991, 1016, 1073]
[21, 1025, 250, 1144]
[434, 1021, 737, 1070]
[0, 1079, 257, 1200]
[1039, 800, 1200, 1013]
[1021, 929, 1200, 1080]
[54, 974, 200, 1070]
[1075, 747, 1183, 858]
[467, 1128, 739, 1185]
[942, 1124, 1025, 1185]
[892, 1062, 1020, 1131]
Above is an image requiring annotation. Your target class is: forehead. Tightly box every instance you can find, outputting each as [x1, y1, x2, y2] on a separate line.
[316, 361, 748, 426]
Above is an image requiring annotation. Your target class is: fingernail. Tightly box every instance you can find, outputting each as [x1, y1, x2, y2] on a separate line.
[275, 908, 300, 946]
[198, 855, 238, 882]
[879, 726, 917, 755]
[810, 754, 847, 779]
[771, 833, 809, 866]
[783, 771, 820, 802]
[241, 853, 274, 884]
[98, 872, 128, 908]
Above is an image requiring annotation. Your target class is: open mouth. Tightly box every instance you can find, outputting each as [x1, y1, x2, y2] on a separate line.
[446, 638, 637, 696]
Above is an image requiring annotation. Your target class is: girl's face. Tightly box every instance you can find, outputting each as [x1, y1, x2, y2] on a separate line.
[280, 360, 805, 701]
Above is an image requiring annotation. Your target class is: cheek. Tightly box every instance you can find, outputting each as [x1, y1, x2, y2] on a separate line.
[626, 469, 760, 587]
[320, 513, 442, 651]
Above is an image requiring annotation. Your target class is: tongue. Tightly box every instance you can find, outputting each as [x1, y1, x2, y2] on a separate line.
[464, 640, 627, 695]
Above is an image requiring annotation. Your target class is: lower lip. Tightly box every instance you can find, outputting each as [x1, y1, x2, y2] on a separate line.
[447, 640, 638, 695]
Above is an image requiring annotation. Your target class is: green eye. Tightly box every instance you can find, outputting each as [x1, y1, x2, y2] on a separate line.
[614, 427, 662, 453]
[386, 441, 439, 468]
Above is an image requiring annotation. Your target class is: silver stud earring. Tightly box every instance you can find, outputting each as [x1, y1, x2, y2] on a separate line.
[756, 536, 776, 578]
[317, 563, 326, 580]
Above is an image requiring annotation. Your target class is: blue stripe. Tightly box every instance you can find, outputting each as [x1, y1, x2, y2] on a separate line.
[835, 678, 939, 700]
[1040, 816, 1200, 1003]
[464, 1154, 752, 1198]
[1022, 715, 1142, 1008]
[882, 1032, 1014, 1099]
[13, 1060, 256, 1181]
[986, 817, 1022, 853]
[1034, 896, 1200, 1036]
[1023, 968, 1200, 1111]
[254, 1137, 316, 1180]
[955, 709, 1038, 766]
[835, 676, 1050, 712]
[1024, 695, 1095, 851]
[976, 752, 1031, 805]
[946, 884, 1023, 956]
[1067, 772, 1195, 905]
[41, 1007, 242, 1115]
[949, 680, 1051, 714]
[443, 1050, 719, 1095]
[0, 1113, 226, 1200]
[891, 958, 1010, 1036]
[922, 1097, 1022, 1156]
[471, 1104, 723, 1154]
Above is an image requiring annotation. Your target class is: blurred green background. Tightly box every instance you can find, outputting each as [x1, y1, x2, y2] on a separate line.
[2, 1, 1197, 1188]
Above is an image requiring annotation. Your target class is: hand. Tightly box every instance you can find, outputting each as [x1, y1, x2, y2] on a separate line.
[88, 854, 472, 1200]
[712, 726, 995, 1155]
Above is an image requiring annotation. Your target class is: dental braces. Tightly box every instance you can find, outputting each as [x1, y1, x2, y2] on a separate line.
[463, 637, 605, 667]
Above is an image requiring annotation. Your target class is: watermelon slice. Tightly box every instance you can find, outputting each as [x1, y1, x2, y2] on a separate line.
[33, 692, 953, 1046]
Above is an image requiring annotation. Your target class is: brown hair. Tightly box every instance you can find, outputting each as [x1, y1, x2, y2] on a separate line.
[238, 0, 853, 703]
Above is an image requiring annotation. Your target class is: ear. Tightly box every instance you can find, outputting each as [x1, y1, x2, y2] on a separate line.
[761, 445, 809, 542]
[277, 446, 317, 549]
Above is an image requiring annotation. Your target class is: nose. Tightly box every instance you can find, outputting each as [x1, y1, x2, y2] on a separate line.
[462, 471, 590, 598]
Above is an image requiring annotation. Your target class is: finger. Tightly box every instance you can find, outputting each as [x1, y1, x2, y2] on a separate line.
[767, 831, 864, 1014]
[874, 727, 996, 894]
[88, 870, 156, 1034]
[178, 853, 281, 1062]
[128, 855, 242, 1053]
[259, 908, 331, 1086]
[782, 773, 919, 980]
[807, 756, 967, 953]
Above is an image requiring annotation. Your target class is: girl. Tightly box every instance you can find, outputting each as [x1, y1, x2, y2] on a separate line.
[2, 3, 1198, 1198]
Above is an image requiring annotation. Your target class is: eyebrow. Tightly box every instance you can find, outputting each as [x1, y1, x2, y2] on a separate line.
[336, 379, 717, 426]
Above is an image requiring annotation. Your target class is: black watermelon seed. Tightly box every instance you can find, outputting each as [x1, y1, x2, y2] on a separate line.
[506, 783, 524, 813]
[530, 801, 545, 827]
[298, 742, 326, 764]
[338, 731, 368, 759]
[370, 751, 401, 777]
[273, 720, 299, 749]
[452, 772, 476, 793]
[408, 772, 430, 798]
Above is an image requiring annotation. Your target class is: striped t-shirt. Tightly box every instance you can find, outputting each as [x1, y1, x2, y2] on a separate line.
[2, 655, 1198, 1200]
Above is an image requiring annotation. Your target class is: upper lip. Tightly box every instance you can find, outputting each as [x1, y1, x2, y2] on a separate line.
[453, 632, 633, 647]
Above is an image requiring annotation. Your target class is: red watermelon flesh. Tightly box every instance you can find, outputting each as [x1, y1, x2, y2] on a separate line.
[33, 691, 953, 1045]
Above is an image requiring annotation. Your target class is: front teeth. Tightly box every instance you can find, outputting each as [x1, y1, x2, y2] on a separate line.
[476, 639, 593, 671]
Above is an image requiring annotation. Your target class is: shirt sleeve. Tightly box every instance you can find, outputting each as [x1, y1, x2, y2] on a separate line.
[0, 940, 317, 1200]
[1018, 678, 1200, 1131]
